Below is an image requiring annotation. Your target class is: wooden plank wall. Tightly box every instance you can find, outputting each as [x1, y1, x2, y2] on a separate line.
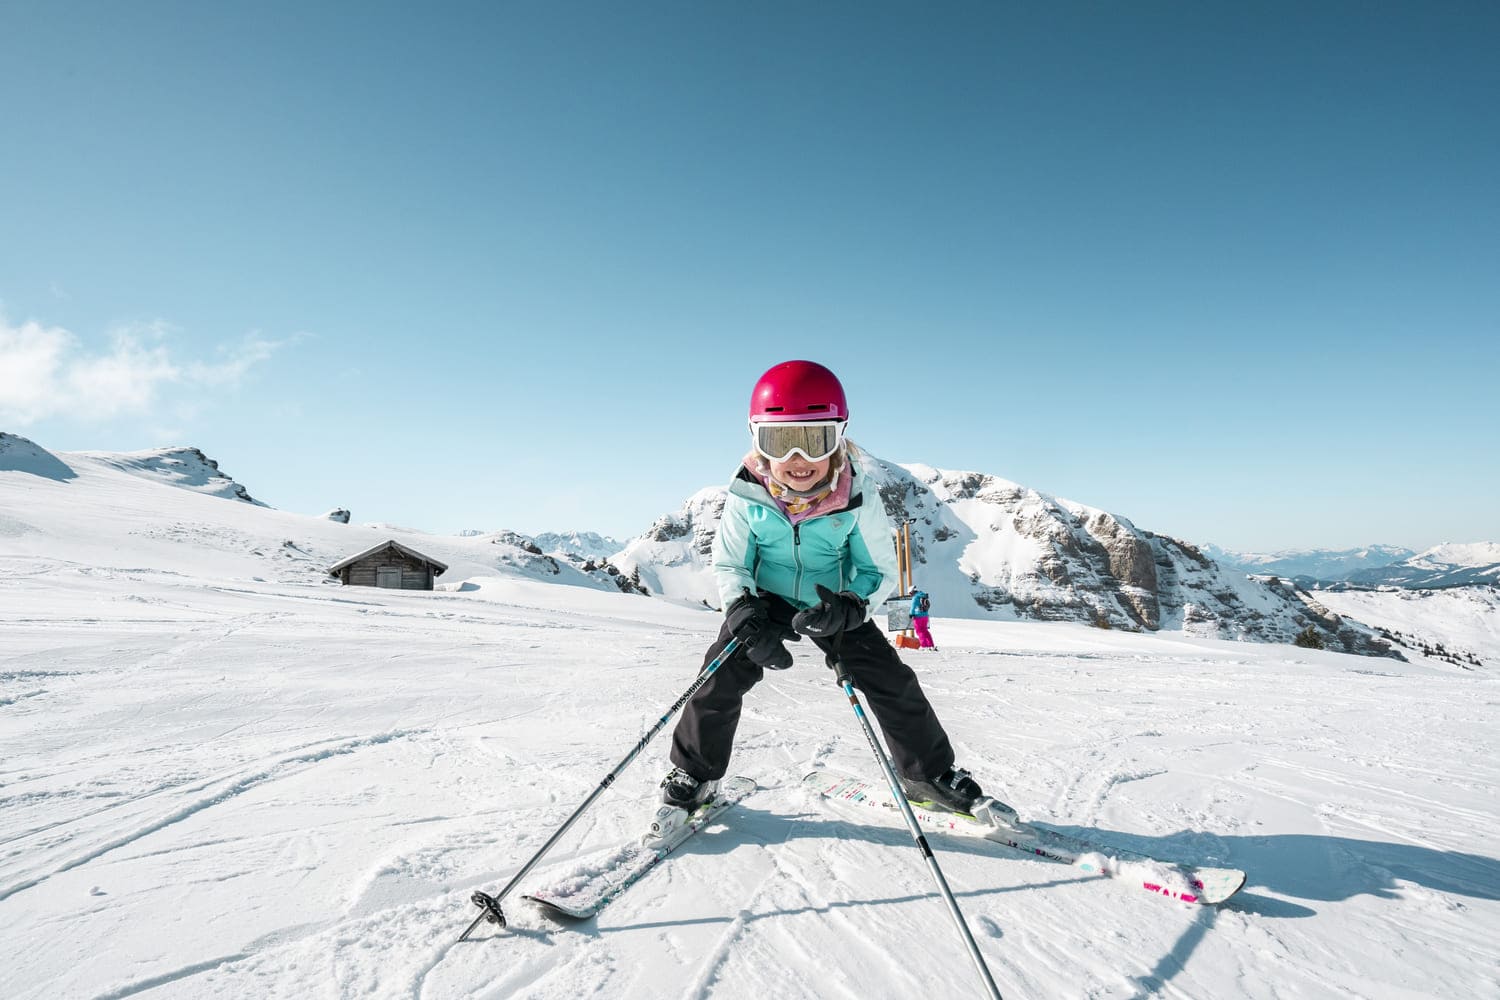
[339, 551, 435, 590]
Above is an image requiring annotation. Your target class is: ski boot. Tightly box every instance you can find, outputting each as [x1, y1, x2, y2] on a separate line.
[646, 768, 720, 848]
[660, 767, 719, 810]
[901, 766, 1016, 825]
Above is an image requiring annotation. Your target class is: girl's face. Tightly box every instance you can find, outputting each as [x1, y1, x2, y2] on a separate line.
[768, 453, 832, 490]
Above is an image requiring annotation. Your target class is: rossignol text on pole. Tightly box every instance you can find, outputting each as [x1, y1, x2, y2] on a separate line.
[457, 637, 741, 942]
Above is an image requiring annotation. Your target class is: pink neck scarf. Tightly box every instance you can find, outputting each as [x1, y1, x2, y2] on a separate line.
[750, 451, 855, 524]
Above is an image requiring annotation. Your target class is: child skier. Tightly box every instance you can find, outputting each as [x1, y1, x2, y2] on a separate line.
[662, 360, 998, 818]
[910, 589, 936, 649]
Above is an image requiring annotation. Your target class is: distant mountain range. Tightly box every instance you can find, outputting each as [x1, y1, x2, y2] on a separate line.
[12, 432, 1495, 662]
[454, 529, 623, 561]
[1208, 542, 1500, 590]
[1202, 544, 1415, 580]
[531, 531, 624, 560]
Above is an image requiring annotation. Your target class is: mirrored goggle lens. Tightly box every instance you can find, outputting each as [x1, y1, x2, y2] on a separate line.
[753, 422, 843, 461]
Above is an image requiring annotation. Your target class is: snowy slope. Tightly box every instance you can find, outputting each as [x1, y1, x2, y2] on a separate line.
[0, 435, 627, 593]
[1314, 586, 1500, 670]
[69, 444, 268, 506]
[3, 438, 1499, 999]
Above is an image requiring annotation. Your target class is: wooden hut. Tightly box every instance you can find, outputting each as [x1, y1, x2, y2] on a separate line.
[329, 540, 448, 590]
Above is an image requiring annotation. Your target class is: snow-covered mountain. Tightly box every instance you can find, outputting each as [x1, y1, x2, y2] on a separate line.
[0, 434, 632, 595]
[613, 454, 1398, 658]
[1206, 541, 1500, 589]
[73, 444, 268, 506]
[532, 530, 625, 560]
[1339, 542, 1500, 589]
[0, 433, 265, 507]
[613, 486, 726, 608]
[0, 432, 1420, 660]
[1204, 543, 1415, 582]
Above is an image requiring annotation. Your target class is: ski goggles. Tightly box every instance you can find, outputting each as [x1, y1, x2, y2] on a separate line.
[749, 419, 846, 463]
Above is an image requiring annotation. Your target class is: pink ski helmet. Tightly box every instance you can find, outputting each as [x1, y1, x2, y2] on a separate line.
[748, 360, 849, 424]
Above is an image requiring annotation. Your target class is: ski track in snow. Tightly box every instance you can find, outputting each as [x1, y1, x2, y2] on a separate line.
[1, 729, 425, 903]
[3, 526, 1499, 996]
[87, 953, 253, 1000]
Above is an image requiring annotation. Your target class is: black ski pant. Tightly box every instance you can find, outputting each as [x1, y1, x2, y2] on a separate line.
[670, 593, 955, 783]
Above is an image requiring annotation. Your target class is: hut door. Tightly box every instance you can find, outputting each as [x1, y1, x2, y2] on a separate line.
[376, 567, 401, 589]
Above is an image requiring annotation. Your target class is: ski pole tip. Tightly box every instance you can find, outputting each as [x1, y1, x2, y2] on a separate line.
[459, 890, 507, 940]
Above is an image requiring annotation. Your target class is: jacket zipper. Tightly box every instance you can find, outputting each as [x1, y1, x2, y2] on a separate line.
[792, 523, 803, 603]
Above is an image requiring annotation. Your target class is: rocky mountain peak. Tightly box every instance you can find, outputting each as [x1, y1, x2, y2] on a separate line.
[73, 445, 265, 505]
[613, 450, 1399, 658]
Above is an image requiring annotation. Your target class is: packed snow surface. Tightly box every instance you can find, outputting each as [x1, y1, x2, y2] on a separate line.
[3, 444, 1499, 999]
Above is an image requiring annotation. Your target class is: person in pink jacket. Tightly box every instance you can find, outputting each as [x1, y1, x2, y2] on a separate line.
[910, 589, 936, 649]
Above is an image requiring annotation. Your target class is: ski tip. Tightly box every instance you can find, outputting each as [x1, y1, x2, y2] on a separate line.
[1203, 869, 1248, 905]
[1185, 868, 1248, 905]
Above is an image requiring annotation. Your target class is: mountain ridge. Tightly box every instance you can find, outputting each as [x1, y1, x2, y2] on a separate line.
[12, 433, 1479, 659]
[612, 454, 1400, 658]
[1209, 540, 1500, 589]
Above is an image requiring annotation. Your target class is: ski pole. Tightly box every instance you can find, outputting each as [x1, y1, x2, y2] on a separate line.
[825, 648, 1004, 1000]
[458, 637, 741, 941]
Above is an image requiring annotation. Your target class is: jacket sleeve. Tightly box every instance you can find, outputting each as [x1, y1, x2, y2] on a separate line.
[712, 491, 759, 612]
[845, 482, 900, 618]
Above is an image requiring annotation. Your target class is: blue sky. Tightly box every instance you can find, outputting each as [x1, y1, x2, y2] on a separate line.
[2, 2, 1496, 551]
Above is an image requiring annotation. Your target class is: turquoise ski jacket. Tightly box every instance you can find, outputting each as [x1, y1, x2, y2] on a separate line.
[712, 454, 900, 616]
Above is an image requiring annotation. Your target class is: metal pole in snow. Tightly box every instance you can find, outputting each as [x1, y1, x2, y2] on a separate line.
[457, 638, 741, 941]
[827, 650, 1004, 1000]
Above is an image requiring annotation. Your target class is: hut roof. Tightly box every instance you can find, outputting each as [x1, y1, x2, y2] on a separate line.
[328, 540, 449, 576]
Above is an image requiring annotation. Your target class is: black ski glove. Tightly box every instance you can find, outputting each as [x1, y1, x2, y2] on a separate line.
[725, 591, 794, 670]
[791, 584, 868, 638]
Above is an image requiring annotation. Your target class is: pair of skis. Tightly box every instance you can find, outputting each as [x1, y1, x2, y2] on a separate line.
[515, 770, 1244, 925]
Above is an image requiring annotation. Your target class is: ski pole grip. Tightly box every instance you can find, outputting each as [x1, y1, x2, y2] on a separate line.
[824, 632, 850, 685]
